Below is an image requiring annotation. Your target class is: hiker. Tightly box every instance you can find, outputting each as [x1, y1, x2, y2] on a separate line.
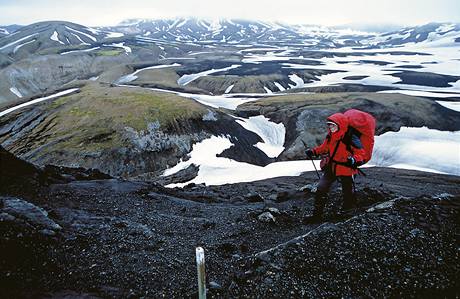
[304, 112, 366, 223]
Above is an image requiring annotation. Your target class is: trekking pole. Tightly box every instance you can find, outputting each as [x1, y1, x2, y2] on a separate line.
[301, 140, 321, 180]
[310, 156, 321, 180]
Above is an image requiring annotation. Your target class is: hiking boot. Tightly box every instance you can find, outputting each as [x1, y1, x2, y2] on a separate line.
[303, 193, 327, 224]
[342, 193, 357, 212]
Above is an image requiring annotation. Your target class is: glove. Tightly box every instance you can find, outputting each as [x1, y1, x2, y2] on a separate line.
[305, 149, 314, 158]
[347, 156, 356, 167]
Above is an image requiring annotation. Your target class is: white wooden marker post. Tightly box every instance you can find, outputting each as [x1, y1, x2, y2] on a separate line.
[196, 247, 206, 299]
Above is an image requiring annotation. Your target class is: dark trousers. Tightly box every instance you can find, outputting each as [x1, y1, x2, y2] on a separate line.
[313, 168, 356, 216]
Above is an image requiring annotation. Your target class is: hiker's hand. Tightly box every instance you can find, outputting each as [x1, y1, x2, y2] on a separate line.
[347, 156, 356, 167]
[305, 149, 314, 158]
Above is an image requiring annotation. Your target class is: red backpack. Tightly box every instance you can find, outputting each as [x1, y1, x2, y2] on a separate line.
[343, 109, 376, 164]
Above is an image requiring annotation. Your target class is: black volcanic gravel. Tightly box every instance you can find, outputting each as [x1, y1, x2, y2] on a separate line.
[1, 167, 459, 298]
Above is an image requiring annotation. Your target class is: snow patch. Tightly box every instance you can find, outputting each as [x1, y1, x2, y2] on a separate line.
[60, 47, 100, 55]
[9, 87, 22, 98]
[224, 84, 235, 94]
[0, 33, 38, 50]
[50, 31, 64, 44]
[65, 26, 97, 42]
[235, 115, 286, 158]
[387, 164, 448, 174]
[274, 82, 286, 91]
[13, 39, 35, 53]
[69, 32, 90, 45]
[108, 42, 131, 54]
[117, 63, 181, 84]
[288, 74, 305, 88]
[0, 89, 79, 117]
[85, 27, 101, 35]
[106, 32, 124, 38]
[177, 64, 241, 86]
[185, 93, 255, 110]
[436, 100, 460, 112]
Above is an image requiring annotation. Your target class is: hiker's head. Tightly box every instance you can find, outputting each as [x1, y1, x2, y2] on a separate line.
[327, 113, 349, 137]
[326, 121, 338, 133]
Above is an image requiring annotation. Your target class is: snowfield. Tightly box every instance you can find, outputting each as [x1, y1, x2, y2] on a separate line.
[240, 38, 460, 96]
[371, 127, 460, 176]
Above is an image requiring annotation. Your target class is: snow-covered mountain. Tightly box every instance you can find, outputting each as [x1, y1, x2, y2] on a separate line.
[364, 22, 460, 47]
[0, 25, 22, 38]
[104, 18, 374, 47]
[0, 21, 123, 58]
[103, 18, 460, 49]
[1, 19, 458, 58]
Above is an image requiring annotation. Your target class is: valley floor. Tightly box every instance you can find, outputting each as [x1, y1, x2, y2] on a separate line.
[1, 167, 459, 298]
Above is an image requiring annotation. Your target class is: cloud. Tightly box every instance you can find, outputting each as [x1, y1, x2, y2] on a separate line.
[0, 0, 459, 26]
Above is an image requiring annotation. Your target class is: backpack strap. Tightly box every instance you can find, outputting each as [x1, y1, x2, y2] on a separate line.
[330, 138, 341, 160]
[330, 133, 367, 176]
[329, 138, 342, 175]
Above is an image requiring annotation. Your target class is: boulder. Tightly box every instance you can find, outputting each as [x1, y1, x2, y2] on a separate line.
[258, 212, 275, 223]
[1, 197, 61, 231]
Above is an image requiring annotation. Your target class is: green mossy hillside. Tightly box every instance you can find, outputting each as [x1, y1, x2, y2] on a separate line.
[38, 83, 207, 152]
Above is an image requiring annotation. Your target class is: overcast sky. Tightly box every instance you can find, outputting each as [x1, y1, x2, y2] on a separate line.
[1, 0, 459, 27]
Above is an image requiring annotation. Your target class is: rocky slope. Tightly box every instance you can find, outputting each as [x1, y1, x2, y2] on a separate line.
[0, 53, 134, 104]
[0, 146, 458, 298]
[225, 193, 459, 297]
[0, 21, 128, 61]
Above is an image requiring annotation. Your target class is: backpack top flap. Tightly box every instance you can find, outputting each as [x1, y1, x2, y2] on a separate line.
[344, 109, 376, 137]
[344, 109, 376, 162]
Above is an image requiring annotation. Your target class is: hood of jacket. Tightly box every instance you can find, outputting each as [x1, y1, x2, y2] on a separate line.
[327, 113, 349, 140]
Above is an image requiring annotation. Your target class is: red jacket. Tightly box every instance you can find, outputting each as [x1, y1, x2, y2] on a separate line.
[312, 113, 365, 176]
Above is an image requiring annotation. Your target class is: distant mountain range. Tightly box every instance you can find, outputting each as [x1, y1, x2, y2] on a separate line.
[0, 18, 459, 105]
[1, 19, 459, 56]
